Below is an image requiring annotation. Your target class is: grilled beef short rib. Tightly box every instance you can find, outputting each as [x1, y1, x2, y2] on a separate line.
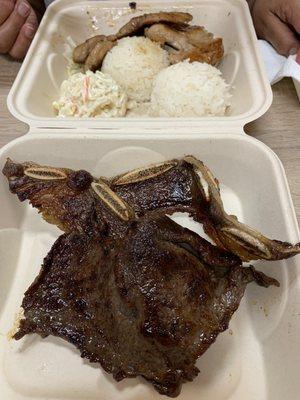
[14, 216, 277, 397]
[4, 157, 300, 262]
[2, 158, 285, 396]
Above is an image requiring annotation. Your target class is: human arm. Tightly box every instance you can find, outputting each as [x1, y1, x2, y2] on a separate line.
[248, 0, 300, 57]
[0, 0, 45, 59]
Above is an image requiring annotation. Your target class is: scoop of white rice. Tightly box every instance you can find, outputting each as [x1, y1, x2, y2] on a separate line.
[102, 36, 170, 103]
[150, 61, 231, 117]
[53, 70, 127, 118]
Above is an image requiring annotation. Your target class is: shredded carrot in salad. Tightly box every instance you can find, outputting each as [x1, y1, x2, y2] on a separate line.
[82, 76, 90, 103]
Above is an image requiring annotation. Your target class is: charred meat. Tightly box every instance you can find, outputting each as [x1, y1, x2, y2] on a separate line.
[129, 2, 137, 10]
[182, 155, 300, 261]
[111, 156, 300, 261]
[84, 40, 116, 72]
[2, 158, 131, 237]
[73, 35, 112, 64]
[115, 11, 192, 39]
[4, 157, 300, 262]
[72, 11, 223, 71]
[2, 157, 289, 396]
[14, 214, 277, 397]
[72, 12, 192, 68]
[145, 23, 223, 65]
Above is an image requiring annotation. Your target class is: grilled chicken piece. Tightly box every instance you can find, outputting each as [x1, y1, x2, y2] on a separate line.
[14, 214, 277, 397]
[73, 35, 112, 64]
[84, 40, 116, 72]
[72, 12, 193, 69]
[145, 23, 224, 65]
[115, 11, 192, 39]
[3, 158, 300, 262]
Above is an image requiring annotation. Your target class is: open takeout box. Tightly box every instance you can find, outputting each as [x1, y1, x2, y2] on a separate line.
[0, 1, 300, 400]
[7, 0, 273, 133]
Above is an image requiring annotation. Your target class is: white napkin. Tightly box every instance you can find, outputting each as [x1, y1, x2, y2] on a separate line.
[259, 40, 300, 84]
[258, 40, 300, 101]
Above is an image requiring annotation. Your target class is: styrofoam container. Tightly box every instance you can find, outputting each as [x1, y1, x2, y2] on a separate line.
[0, 133, 300, 400]
[7, 0, 273, 133]
[1, 0, 300, 399]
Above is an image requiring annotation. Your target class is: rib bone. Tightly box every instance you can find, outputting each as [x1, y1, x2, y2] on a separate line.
[91, 180, 133, 221]
[24, 167, 67, 180]
[113, 161, 178, 185]
[184, 155, 300, 261]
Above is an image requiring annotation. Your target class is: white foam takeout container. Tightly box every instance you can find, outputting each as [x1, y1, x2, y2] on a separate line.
[1, 1, 300, 400]
[7, 0, 273, 134]
[0, 134, 300, 400]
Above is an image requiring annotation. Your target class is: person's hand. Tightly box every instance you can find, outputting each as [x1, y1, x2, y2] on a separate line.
[249, 0, 300, 57]
[0, 0, 38, 59]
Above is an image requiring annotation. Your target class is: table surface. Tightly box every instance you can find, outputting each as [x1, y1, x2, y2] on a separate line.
[1, 55, 299, 226]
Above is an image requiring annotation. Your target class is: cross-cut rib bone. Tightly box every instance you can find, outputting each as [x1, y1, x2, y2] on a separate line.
[24, 167, 67, 180]
[183, 155, 300, 261]
[112, 160, 178, 185]
[91, 180, 134, 221]
[3, 157, 300, 262]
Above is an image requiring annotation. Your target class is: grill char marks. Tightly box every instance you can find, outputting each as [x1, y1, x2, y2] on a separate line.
[84, 40, 116, 72]
[113, 157, 300, 261]
[145, 24, 224, 65]
[73, 35, 110, 64]
[14, 216, 278, 397]
[3, 157, 300, 261]
[115, 12, 193, 39]
[1, 157, 289, 396]
[72, 11, 224, 72]
[72, 12, 192, 70]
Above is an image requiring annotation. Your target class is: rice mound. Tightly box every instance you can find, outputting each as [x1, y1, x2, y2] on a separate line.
[150, 61, 231, 117]
[102, 36, 170, 103]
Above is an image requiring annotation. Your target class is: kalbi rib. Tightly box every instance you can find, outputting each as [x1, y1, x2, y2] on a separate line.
[13, 215, 277, 397]
[2, 157, 281, 396]
[4, 157, 299, 262]
[2, 159, 131, 237]
[182, 156, 300, 261]
[111, 157, 300, 261]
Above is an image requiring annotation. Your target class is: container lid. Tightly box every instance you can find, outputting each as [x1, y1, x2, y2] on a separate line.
[7, 0, 273, 135]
